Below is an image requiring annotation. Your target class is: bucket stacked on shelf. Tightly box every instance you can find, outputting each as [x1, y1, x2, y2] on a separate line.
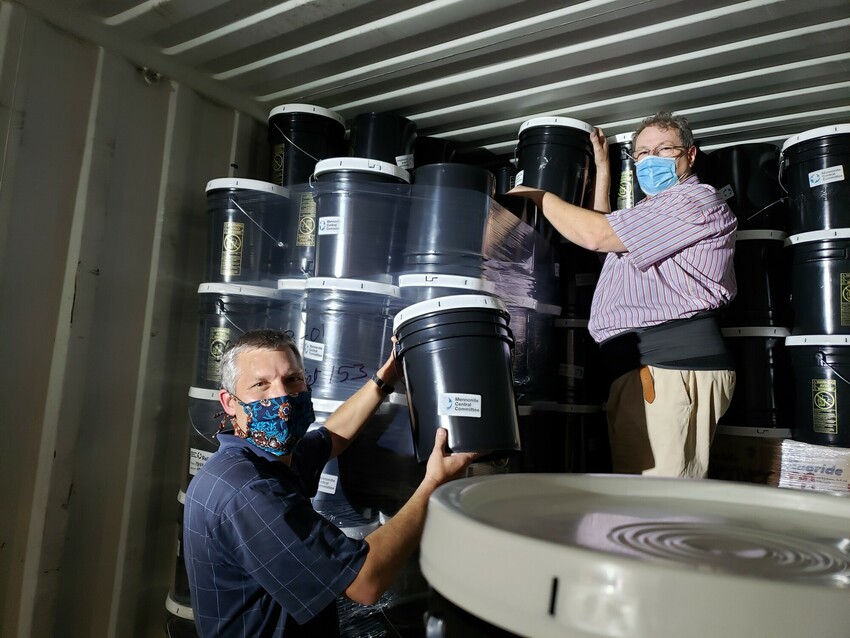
[705, 142, 795, 481]
[313, 157, 411, 283]
[781, 124, 850, 449]
[205, 178, 289, 284]
[268, 104, 348, 277]
[609, 132, 645, 211]
[349, 111, 417, 170]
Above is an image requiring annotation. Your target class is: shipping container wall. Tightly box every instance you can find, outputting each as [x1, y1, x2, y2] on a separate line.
[0, 3, 267, 636]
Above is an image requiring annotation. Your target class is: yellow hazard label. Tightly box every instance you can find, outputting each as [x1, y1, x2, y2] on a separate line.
[296, 193, 316, 247]
[272, 143, 285, 186]
[841, 273, 850, 326]
[220, 221, 244, 276]
[207, 327, 231, 381]
[812, 378, 838, 434]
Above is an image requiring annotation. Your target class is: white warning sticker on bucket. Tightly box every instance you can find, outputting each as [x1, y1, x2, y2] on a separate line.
[317, 473, 338, 494]
[396, 154, 415, 170]
[808, 165, 844, 188]
[318, 216, 342, 235]
[438, 393, 482, 418]
[514, 169, 524, 186]
[189, 448, 214, 476]
[718, 184, 735, 200]
[302, 340, 325, 361]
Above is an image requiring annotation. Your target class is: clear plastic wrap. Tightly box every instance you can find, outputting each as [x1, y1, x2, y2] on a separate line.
[778, 438, 850, 494]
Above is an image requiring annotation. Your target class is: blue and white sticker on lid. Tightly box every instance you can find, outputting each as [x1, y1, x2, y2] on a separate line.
[393, 294, 508, 333]
[205, 177, 288, 197]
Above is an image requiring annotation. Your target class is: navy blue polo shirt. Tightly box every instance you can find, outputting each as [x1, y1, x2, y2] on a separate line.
[183, 428, 369, 637]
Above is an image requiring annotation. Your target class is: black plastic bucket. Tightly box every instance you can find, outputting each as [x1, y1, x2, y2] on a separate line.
[786, 230, 850, 335]
[515, 116, 594, 205]
[553, 318, 604, 405]
[308, 408, 381, 538]
[302, 277, 398, 401]
[397, 273, 493, 304]
[403, 163, 495, 277]
[205, 178, 288, 283]
[518, 405, 611, 473]
[721, 230, 791, 328]
[609, 132, 645, 210]
[393, 294, 520, 462]
[313, 157, 411, 282]
[719, 327, 793, 428]
[706, 142, 787, 231]
[780, 124, 850, 234]
[786, 335, 850, 447]
[170, 492, 192, 609]
[414, 136, 456, 168]
[349, 111, 417, 169]
[267, 103, 347, 187]
[277, 183, 317, 277]
[555, 239, 601, 319]
[194, 283, 282, 389]
[186, 386, 221, 489]
[503, 297, 561, 401]
[270, 278, 307, 345]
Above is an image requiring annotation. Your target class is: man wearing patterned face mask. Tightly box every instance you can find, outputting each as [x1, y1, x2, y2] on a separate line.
[183, 329, 476, 637]
[510, 111, 737, 478]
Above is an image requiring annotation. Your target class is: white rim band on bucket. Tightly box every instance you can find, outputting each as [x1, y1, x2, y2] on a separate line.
[613, 132, 634, 144]
[277, 278, 308, 291]
[555, 319, 590, 329]
[393, 294, 508, 333]
[786, 334, 850, 346]
[267, 103, 346, 128]
[785, 229, 850, 245]
[722, 327, 791, 338]
[165, 593, 195, 621]
[305, 277, 400, 297]
[314, 157, 411, 183]
[188, 386, 220, 401]
[716, 425, 792, 438]
[519, 116, 594, 135]
[398, 274, 489, 291]
[197, 282, 283, 299]
[205, 177, 288, 197]
[781, 123, 850, 153]
[735, 230, 788, 242]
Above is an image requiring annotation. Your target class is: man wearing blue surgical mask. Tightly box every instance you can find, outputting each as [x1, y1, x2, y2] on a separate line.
[510, 111, 737, 479]
[183, 329, 476, 637]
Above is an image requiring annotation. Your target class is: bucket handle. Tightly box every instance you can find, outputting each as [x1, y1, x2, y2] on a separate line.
[228, 197, 286, 249]
[744, 197, 786, 222]
[816, 351, 850, 386]
[216, 299, 247, 335]
[273, 122, 321, 164]
[777, 152, 789, 195]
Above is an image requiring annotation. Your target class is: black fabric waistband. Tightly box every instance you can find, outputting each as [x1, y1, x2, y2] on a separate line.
[598, 312, 733, 384]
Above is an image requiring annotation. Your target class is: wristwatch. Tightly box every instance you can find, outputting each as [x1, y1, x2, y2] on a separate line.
[371, 373, 395, 395]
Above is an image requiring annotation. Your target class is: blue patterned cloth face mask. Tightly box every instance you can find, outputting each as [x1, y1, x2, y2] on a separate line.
[635, 155, 680, 196]
[235, 390, 315, 456]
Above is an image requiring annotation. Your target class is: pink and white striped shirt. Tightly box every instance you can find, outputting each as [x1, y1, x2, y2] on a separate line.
[588, 174, 737, 343]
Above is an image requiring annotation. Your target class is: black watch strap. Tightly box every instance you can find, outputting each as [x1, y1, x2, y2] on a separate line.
[371, 373, 395, 395]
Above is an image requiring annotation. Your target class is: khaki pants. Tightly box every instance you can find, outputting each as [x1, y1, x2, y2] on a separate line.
[606, 366, 736, 478]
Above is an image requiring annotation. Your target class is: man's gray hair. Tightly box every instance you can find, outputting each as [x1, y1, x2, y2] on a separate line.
[219, 329, 303, 395]
[633, 111, 695, 149]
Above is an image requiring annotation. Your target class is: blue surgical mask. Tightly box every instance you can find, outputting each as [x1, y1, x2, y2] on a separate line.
[235, 390, 315, 456]
[635, 155, 680, 196]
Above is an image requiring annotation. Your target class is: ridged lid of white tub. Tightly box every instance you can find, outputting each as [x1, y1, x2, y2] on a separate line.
[305, 277, 400, 297]
[393, 294, 508, 333]
[314, 157, 411, 183]
[785, 229, 850, 245]
[422, 474, 850, 638]
[205, 177, 288, 197]
[519, 116, 594, 135]
[398, 273, 490, 291]
[715, 425, 792, 438]
[613, 132, 634, 144]
[735, 229, 788, 242]
[197, 282, 283, 299]
[781, 123, 850, 153]
[277, 278, 308, 291]
[267, 103, 346, 128]
[786, 334, 850, 346]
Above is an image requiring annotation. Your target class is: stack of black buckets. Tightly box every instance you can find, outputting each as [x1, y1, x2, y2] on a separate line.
[703, 124, 850, 483]
[166, 104, 575, 636]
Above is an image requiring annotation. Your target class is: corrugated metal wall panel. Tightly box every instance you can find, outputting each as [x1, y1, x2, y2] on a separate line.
[0, 3, 268, 636]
